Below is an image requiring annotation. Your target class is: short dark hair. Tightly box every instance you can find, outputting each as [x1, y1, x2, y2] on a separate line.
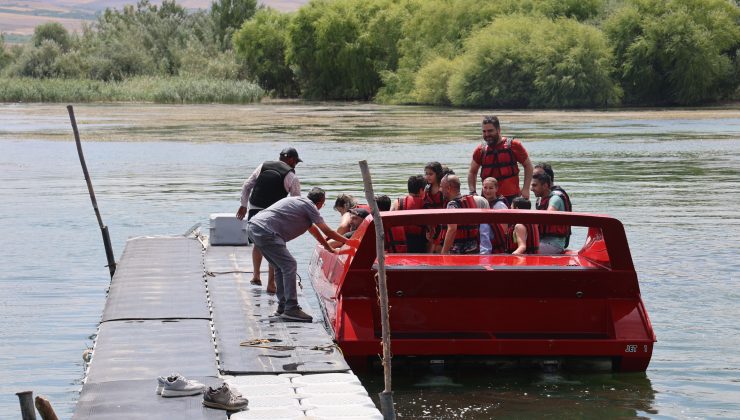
[535, 162, 554, 183]
[424, 161, 443, 184]
[441, 165, 455, 177]
[375, 195, 391, 211]
[407, 175, 426, 194]
[308, 187, 325, 204]
[482, 115, 500, 130]
[532, 172, 552, 187]
[512, 197, 531, 209]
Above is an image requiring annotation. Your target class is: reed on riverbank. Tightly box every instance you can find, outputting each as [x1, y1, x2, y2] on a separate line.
[0, 76, 264, 103]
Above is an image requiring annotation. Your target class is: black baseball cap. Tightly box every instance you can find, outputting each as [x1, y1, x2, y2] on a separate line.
[280, 147, 302, 162]
[349, 208, 370, 219]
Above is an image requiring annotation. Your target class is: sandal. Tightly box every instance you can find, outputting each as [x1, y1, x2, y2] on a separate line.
[249, 278, 262, 286]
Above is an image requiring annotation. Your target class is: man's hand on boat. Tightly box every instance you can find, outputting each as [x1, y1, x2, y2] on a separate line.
[309, 223, 347, 254]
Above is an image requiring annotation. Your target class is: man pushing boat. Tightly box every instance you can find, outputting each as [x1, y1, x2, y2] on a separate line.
[246, 187, 347, 322]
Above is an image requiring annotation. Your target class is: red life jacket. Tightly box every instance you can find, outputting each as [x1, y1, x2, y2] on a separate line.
[536, 186, 572, 247]
[387, 195, 425, 253]
[507, 223, 540, 254]
[488, 222, 508, 253]
[423, 187, 445, 209]
[450, 195, 479, 253]
[479, 137, 519, 182]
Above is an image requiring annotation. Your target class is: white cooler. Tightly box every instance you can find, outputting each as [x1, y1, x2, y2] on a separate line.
[209, 213, 248, 246]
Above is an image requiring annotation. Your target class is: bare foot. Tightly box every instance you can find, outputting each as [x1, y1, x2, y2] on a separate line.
[250, 278, 262, 286]
[266, 281, 276, 294]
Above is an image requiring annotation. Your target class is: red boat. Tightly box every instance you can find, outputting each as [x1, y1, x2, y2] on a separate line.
[308, 209, 656, 372]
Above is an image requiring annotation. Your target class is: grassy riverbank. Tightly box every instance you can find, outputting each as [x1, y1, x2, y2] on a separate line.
[0, 77, 264, 103]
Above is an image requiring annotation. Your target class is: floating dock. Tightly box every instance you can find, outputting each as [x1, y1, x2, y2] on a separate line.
[73, 235, 382, 419]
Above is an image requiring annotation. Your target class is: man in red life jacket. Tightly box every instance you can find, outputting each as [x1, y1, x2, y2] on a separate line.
[388, 175, 427, 253]
[468, 115, 533, 203]
[530, 172, 569, 254]
[236, 147, 302, 294]
[534, 162, 573, 248]
[508, 197, 540, 255]
[480, 177, 509, 254]
[441, 174, 480, 254]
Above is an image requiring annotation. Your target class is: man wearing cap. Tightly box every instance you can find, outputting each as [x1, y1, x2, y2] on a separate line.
[236, 147, 302, 293]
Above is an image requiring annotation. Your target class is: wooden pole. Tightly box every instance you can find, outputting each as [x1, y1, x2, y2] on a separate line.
[67, 105, 117, 278]
[16, 391, 37, 420]
[358, 160, 396, 420]
[34, 396, 59, 420]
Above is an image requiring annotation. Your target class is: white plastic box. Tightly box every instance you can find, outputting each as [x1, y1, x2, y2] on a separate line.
[209, 213, 248, 246]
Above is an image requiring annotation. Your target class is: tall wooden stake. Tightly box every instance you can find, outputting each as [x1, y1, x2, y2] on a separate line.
[359, 160, 396, 420]
[67, 105, 116, 278]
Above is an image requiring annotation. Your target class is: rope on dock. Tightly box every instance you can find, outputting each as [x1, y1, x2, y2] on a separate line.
[239, 340, 341, 355]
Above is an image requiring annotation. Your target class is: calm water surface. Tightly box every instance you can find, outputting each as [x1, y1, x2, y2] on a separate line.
[0, 103, 738, 419]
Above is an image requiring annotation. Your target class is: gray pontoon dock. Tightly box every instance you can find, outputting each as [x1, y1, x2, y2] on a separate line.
[73, 224, 382, 419]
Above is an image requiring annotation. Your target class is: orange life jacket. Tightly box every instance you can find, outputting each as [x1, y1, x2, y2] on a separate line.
[423, 187, 445, 209]
[450, 195, 479, 253]
[387, 195, 425, 253]
[536, 186, 572, 247]
[507, 223, 540, 254]
[479, 137, 519, 183]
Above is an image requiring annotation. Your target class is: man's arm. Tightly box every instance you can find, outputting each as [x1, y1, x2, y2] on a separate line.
[521, 158, 533, 200]
[441, 224, 457, 254]
[467, 159, 480, 195]
[511, 224, 527, 255]
[390, 199, 399, 211]
[546, 194, 564, 212]
[236, 165, 262, 220]
[316, 221, 348, 244]
[285, 172, 301, 197]
[309, 224, 342, 252]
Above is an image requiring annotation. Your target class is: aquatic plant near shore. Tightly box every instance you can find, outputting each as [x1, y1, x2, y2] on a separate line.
[0, 76, 264, 104]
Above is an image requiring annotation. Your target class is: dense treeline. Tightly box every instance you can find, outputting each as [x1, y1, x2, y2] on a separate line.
[1, 0, 738, 106]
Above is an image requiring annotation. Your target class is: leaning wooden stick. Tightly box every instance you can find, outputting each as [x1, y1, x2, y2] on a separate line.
[67, 105, 117, 278]
[358, 160, 396, 420]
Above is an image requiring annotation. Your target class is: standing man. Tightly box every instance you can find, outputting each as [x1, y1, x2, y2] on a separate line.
[441, 175, 481, 254]
[236, 147, 302, 294]
[468, 115, 533, 203]
[530, 172, 568, 254]
[247, 187, 347, 322]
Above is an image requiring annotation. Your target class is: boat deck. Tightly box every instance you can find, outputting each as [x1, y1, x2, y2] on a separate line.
[73, 235, 380, 420]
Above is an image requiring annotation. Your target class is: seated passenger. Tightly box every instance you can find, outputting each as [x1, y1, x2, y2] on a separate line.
[508, 197, 539, 255]
[375, 195, 391, 211]
[480, 177, 508, 254]
[533, 163, 572, 252]
[330, 207, 369, 248]
[388, 175, 427, 253]
[333, 193, 358, 235]
[441, 174, 480, 254]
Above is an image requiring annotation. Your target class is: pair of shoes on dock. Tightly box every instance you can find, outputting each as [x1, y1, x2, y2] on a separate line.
[156, 373, 205, 397]
[271, 306, 313, 322]
[203, 383, 248, 411]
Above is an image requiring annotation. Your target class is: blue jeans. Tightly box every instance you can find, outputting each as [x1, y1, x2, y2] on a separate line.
[246, 222, 298, 311]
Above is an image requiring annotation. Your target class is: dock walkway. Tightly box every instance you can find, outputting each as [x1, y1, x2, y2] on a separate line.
[73, 235, 381, 420]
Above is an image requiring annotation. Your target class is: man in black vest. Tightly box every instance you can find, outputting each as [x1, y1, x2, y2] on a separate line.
[236, 147, 302, 293]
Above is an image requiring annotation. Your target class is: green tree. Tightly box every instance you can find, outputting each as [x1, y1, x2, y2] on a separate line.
[0, 35, 12, 71]
[447, 14, 620, 108]
[604, 0, 740, 105]
[32, 22, 71, 52]
[233, 8, 297, 96]
[286, 0, 403, 100]
[211, 0, 258, 50]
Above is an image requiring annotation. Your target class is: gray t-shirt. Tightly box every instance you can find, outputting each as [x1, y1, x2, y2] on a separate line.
[249, 196, 325, 242]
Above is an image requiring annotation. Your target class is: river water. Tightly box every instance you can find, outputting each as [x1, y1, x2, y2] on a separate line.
[0, 103, 738, 419]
